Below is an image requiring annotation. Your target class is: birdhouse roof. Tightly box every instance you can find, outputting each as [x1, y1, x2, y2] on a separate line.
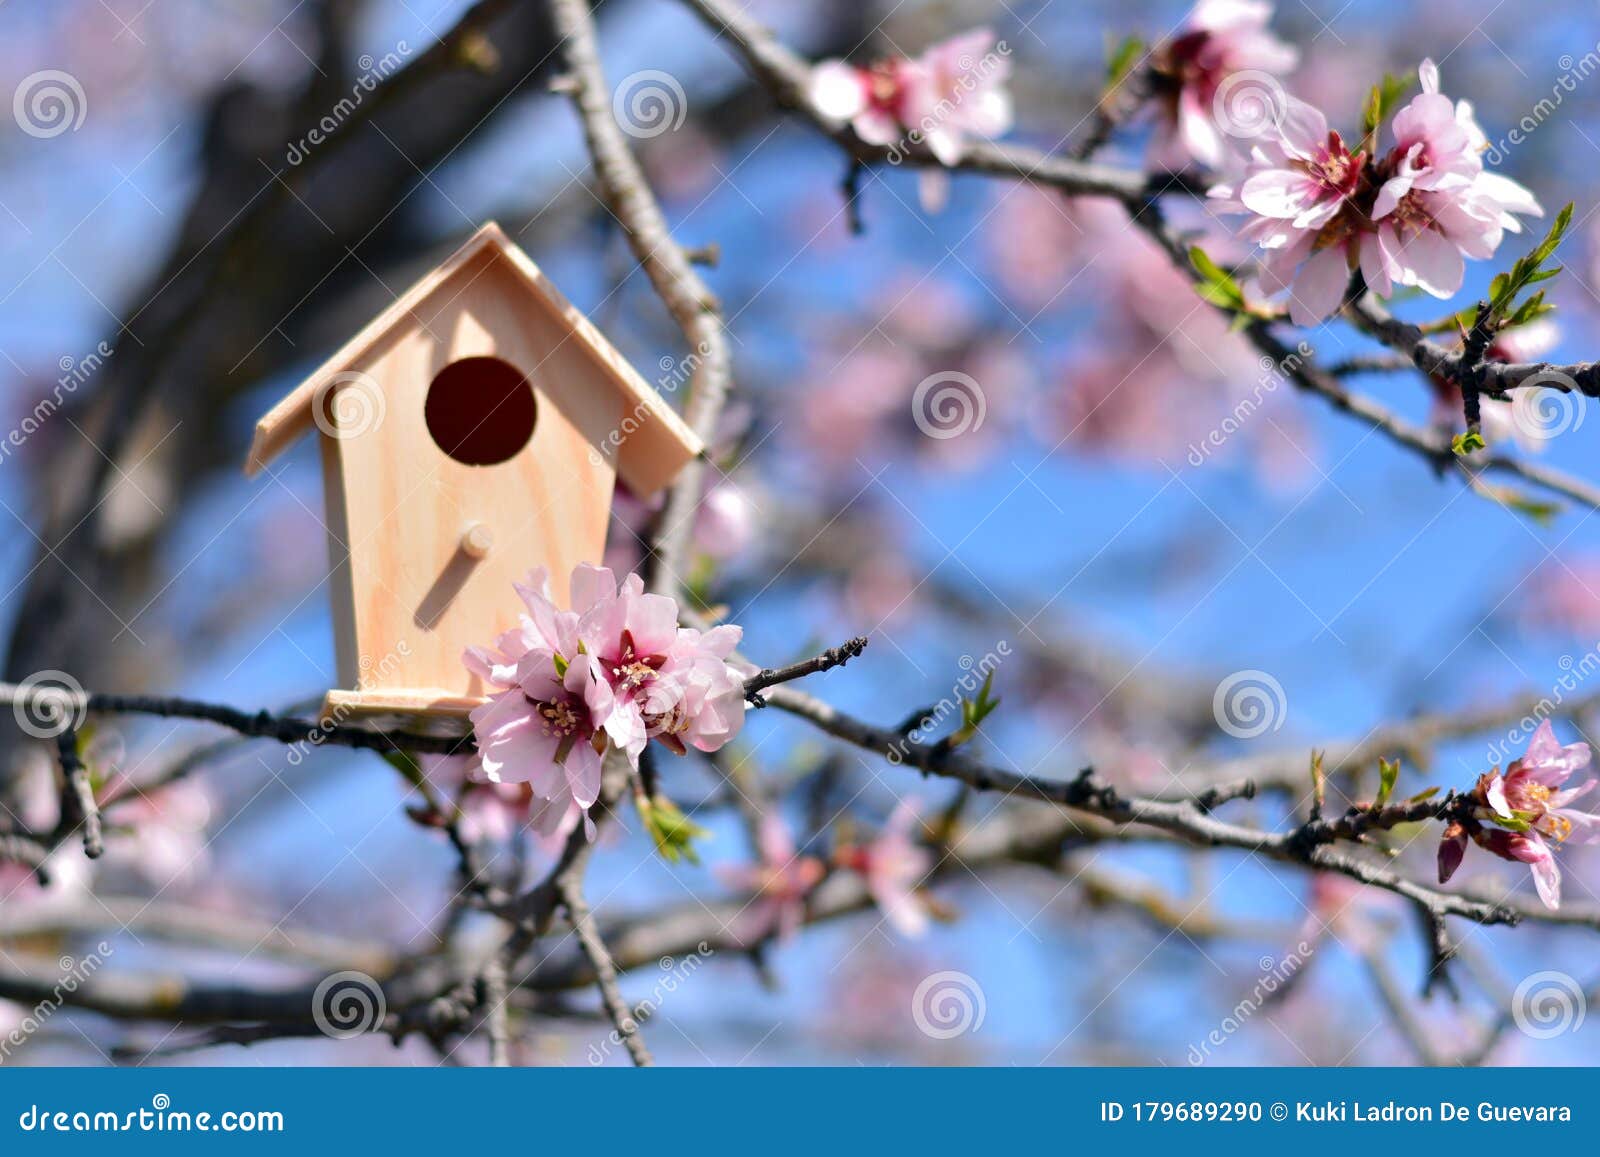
[243, 222, 702, 496]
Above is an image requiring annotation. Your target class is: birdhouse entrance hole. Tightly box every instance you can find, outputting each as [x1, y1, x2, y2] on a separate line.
[424, 356, 538, 466]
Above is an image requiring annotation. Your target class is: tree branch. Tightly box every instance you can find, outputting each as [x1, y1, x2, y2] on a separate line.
[759, 684, 1575, 930]
[557, 869, 653, 1066]
[549, 0, 732, 600]
[676, 0, 1600, 516]
[743, 636, 869, 703]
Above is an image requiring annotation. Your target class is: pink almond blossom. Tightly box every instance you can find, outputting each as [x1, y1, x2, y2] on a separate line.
[1437, 720, 1599, 909]
[1218, 59, 1541, 324]
[466, 569, 614, 809]
[569, 563, 747, 758]
[1150, 0, 1299, 171]
[464, 566, 748, 840]
[1371, 60, 1482, 217]
[693, 483, 757, 563]
[1233, 99, 1364, 234]
[570, 565, 688, 759]
[469, 652, 611, 809]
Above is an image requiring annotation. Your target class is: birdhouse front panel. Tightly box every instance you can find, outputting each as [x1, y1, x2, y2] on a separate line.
[244, 223, 703, 729]
[319, 247, 625, 713]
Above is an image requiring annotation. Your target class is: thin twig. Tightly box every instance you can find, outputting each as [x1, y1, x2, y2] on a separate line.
[743, 636, 868, 703]
[759, 684, 1563, 930]
[54, 728, 102, 859]
[0, 832, 50, 881]
[557, 870, 653, 1066]
[482, 957, 511, 1067]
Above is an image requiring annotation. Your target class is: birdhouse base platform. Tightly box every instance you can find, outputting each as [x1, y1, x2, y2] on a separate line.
[321, 689, 488, 737]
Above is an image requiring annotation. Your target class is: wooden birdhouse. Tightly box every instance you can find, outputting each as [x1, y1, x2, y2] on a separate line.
[244, 222, 702, 730]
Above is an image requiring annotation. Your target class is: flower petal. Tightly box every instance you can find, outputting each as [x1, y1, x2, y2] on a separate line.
[1287, 244, 1349, 326]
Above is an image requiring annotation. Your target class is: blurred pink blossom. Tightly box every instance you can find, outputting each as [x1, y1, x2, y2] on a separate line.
[93, 734, 214, 888]
[810, 28, 1013, 210]
[836, 797, 935, 937]
[416, 754, 532, 845]
[1515, 550, 1600, 635]
[715, 811, 825, 943]
[1149, 0, 1298, 170]
[692, 483, 758, 564]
